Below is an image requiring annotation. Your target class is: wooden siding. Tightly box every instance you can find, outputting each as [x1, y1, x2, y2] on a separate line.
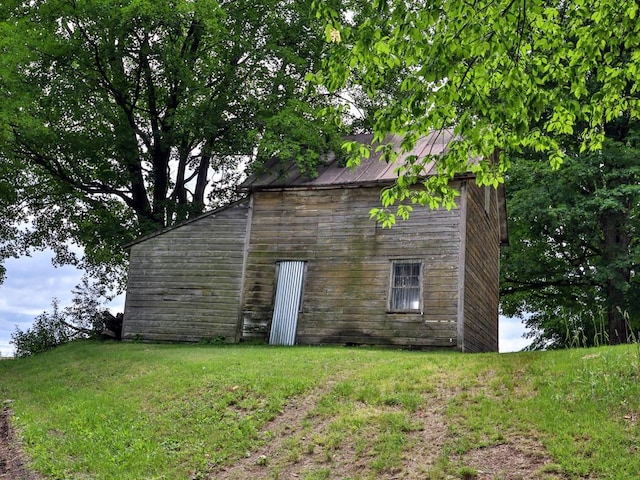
[461, 182, 500, 352]
[122, 201, 250, 343]
[242, 186, 462, 348]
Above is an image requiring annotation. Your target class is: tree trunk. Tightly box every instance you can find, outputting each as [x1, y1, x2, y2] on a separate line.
[601, 211, 632, 344]
[607, 279, 629, 344]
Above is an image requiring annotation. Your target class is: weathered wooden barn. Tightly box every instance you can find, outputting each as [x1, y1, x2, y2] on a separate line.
[122, 130, 508, 352]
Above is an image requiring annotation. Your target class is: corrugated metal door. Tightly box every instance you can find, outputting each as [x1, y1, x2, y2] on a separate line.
[269, 261, 306, 345]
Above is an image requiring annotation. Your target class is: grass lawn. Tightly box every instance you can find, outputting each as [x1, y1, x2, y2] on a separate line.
[1, 341, 639, 479]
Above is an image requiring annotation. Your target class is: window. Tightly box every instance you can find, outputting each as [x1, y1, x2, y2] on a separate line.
[389, 260, 423, 312]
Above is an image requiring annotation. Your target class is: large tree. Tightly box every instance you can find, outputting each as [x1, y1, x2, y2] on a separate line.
[501, 118, 640, 348]
[0, 0, 345, 284]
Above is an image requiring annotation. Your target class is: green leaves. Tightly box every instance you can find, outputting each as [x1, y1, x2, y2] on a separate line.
[0, 0, 342, 286]
[501, 121, 640, 348]
[308, 0, 640, 343]
[310, 0, 640, 217]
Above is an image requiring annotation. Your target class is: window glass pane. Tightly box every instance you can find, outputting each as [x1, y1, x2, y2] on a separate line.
[392, 287, 420, 310]
[390, 261, 421, 311]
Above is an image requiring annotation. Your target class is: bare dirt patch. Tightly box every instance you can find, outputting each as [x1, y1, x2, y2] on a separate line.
[396, 395, 450, 478]
[210, 382, 337, 480]
[0, 406, 44, 480]
[455, 438, 567, 480]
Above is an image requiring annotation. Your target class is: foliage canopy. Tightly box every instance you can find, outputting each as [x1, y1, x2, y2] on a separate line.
[312, 0, 640, 345]
[311, 0, 640, 223]
[0, 0, 343, 284]
[501, 120, 640, 348]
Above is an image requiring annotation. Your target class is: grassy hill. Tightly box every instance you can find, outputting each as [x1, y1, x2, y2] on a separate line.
[1, 341, 639, 479]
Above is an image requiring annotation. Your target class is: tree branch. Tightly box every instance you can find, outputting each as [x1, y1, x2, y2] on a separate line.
[500, 276, 595, 295]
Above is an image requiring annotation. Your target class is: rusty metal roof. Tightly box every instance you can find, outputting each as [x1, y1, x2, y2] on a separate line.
[241, 129, 456, 190]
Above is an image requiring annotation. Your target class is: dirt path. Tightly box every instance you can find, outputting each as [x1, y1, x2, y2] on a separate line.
[1, 406, 44, 480]
[209, 382, 565, 480]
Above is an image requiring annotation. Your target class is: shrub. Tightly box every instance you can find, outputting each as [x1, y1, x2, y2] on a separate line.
[11, 299, 73, 358]
[10, 276, 118, 358]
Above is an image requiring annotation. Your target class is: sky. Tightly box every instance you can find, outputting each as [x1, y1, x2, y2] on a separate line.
[0, 251, 125, 357]
[0, 253, 531, 357]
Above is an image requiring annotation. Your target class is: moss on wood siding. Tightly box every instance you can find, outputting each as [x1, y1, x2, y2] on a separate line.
[242, 186, 462, 347]
[122, 179, 502, 351]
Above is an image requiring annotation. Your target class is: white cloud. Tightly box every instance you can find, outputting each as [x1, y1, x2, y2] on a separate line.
[499, 315, 531, 352]
[0, 251, 86, 357]
[0, 250, 127, 357]
[0, 342, 13, 358]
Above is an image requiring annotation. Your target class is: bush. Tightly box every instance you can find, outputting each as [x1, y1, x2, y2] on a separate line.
[11, 299, 72, 358]
[10, 276, 119, 358]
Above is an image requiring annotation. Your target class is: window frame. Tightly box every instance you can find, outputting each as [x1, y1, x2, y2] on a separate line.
[387, 259, 424, 313]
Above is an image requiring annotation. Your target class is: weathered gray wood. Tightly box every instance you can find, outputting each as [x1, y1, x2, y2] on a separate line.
[460, 182, 500, 352]
[122, 200, 250, 343]
[297, 333, 457, 348]
[123, 172, 503, 352]
[241, 185, 463, 347]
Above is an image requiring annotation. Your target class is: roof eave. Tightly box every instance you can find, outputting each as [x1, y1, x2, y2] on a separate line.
[241, 172, 476, 193]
